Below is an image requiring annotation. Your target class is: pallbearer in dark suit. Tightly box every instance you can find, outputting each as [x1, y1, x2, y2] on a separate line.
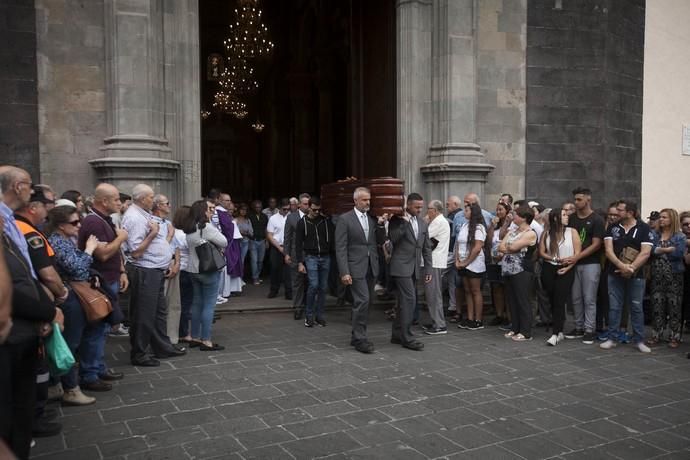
[335, 187, 385, 353]
[388, 193, 433, 351]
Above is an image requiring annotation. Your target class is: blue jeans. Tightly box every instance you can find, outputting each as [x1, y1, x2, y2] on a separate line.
[179, 271, 193, 338]
[607, 275, 646, 344]
[190, 272, 221, 341]
[304, 255, 330, 320]
[240, 239, 249, 268]
[249, 240, 266, 281]
[60, 290, 108, 388]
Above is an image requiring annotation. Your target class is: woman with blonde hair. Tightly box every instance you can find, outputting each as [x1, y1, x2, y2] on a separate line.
[649, 208, 687, 348]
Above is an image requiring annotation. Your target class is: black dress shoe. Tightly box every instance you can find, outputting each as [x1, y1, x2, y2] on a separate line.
[390, 336, 402, 344]
[267, 292, 278, 298]
[354, 341, 375, 354]
[131, 358, 160, 367]
[99, 369, 124, 381]
[32, 418, 62, 437]
[81, 380, 113, 392]
[41, 407, 59, 422]
[402, 340, 424, 351]
[156, 348, 187, 358]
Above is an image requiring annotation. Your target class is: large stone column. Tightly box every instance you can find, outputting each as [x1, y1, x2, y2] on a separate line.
[90, 0, 180, 202]
[420, 0, 494, 202]
[396, 0, 432, 195]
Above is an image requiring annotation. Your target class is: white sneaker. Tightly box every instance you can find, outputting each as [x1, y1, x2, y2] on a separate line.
[599, 339, 617, 350]
[62, 386, 96, 406]
[216, 296, 228, 305]
[546, 334, 561, 346]
[374, 283, 385, 294]
[636, 342, 652, 353]
[47, 383, 64, 401]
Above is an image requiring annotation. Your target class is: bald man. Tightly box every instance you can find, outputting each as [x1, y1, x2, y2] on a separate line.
[0, 166, 37, 278]
[76, 183, 129, 389]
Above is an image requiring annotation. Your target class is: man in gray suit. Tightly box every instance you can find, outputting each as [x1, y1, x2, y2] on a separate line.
[388, 193, 433, 351]
[284, 193, 310, 318]
[335, 187, 385, 353]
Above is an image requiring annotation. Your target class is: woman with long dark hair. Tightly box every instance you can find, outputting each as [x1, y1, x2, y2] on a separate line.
[455, 203, 487, 330]
[498, 206, 538, 341]
[489, 202, 511, 327]
[539, 208, 581, 346]
[649, 208, 686, 348]
[184, 200, 228, 351]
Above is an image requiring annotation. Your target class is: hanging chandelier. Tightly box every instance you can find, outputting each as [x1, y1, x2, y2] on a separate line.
[251, 120, 265, 133]
[225, 0, 274, 60]
[217, 60, 259, 94]
[212, 91, 247, 115]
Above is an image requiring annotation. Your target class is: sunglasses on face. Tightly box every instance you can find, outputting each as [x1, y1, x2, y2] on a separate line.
[67, 219, 81, 226]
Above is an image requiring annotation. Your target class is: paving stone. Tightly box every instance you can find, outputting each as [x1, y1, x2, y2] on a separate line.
[183, 434, 243, 458]
[30, 434, 66, 458]
[556, 402, 611, 422]
[345, 424, 409, 447]
[281, 431, 361, 458]
[64, 421, 130, 448]
[231, 384, 284, 401]
[101, 401, 178, 423]
[259, 408, 313, 426]
[145, 427, 207, 449]
[165, 407, 222, 428]
[519, 408, 580, 431]
[284, 416, 351, 438]
[404, 433, 464, 458]
[216, 400, 282, 419]
[272, 379, 318, 395]
[239, 444, 295, 459]
[377, 402, 433, 420]
[234, 426, 296, 449]
[391, 416, 445, 436]
[346, 441, 426, 459]
[337, 409, 392, 427]
[639, 429, 690, 452]
[499, 433, 571, 459]
[599, 438, 667, 460]
[127, 416, 171, 435]
[99, 436, 149, 457]
[430, 407, 490, 429]
[303, 400, 359, 417]
[32, 446, 101, 460]
[270, 392, 321, 410]
[478, 416, 543, 440]
[546, 426, 608, 451]
[201, 416, 268, 437]
[447, 425, 502, 450]
[448, 444, 524, 459]
[577, 418, 638, 440]
[172, 391, 239, 411]
[309, 386, 368, 403]
[128, 445, 190, 460]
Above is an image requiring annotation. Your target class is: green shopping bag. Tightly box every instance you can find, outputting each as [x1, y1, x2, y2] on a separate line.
[44, 323, 75, 376]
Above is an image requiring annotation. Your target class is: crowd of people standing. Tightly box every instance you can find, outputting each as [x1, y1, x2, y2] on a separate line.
[1, 164, 689, 459]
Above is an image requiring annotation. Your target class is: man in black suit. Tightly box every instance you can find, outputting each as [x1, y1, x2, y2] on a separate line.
[283, 193, 310, 318]
[388, 193, 433, 351]
[335, 187, 385, 353]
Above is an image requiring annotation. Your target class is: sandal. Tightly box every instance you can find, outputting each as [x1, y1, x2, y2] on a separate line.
[199, 343, 225, 351]
[668, 339, 680, 349]
[647, 337, 659, 346]
[188, 340, 203, 348]
[504, 331, 516, 338]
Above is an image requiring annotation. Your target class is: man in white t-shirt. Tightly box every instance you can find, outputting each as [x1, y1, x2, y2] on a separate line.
[266, 199, 291, 298]
[424, 200, 450, 334]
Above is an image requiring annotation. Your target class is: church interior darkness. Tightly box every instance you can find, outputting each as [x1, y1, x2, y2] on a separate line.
[199, 0, 397, 203]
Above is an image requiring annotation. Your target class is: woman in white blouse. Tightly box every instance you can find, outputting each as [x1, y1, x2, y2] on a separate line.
[539, 208, 581, 346]
[183, 201, 228, 351]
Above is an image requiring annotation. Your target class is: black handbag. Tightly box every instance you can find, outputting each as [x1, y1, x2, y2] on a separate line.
[195, 227, 226, 273]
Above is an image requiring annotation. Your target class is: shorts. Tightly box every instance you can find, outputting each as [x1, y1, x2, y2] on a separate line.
[459, 268, 485, 279]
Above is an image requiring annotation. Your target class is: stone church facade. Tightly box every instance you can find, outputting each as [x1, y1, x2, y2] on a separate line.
[2, 0, 652, 210]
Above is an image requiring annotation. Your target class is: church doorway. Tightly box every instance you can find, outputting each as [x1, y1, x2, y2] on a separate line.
[199, 0, 397, 203]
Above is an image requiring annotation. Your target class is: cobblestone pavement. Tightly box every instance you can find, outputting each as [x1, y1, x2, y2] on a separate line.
[33, 307, 690, 459]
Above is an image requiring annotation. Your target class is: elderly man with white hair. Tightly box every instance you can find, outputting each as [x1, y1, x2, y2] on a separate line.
[423, 200, 450, 335]
[122, 184, 186, 367]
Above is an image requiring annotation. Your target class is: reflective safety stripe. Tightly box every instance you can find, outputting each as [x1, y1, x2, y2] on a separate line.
[15, 220, 55, 257]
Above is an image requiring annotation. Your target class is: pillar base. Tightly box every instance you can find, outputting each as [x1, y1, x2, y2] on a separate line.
[89, 157, 180, 203]
[421, 142, 495, 203]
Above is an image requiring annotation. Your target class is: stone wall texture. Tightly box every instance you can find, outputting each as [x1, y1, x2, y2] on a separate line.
[526, 0, 645, 209]
[0, 1, 40, 179]
[477, 0, 527, 207]
[35, 0, 106, 196]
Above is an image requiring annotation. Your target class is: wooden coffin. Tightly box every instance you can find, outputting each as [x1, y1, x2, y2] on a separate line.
[321, 176, 405, 216]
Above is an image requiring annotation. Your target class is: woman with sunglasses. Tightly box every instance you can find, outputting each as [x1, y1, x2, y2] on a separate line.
[46, 205, 102, 405]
